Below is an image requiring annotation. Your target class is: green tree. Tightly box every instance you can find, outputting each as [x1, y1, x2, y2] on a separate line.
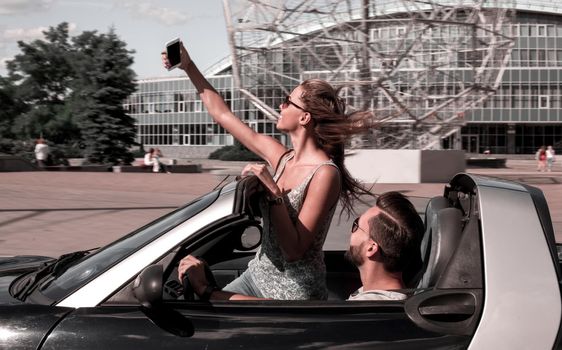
[208, 140, 261, 161]
[70, 28, 137, 165]
[0, 76, 27, 153]
[3, 23, 137, 164]
[8, 23, 77, 145]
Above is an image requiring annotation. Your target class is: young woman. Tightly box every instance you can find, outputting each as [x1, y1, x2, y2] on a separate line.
[164, 42, 372, 300]
[537, 146, 547, 172]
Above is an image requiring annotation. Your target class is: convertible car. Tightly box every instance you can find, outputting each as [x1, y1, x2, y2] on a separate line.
[0, 173, 560, 349]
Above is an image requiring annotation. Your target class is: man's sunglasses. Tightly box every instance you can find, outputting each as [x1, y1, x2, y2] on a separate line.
[352, 217, 366, 233]
[282, 95, 307, 112]
[352, 217, 387, 256]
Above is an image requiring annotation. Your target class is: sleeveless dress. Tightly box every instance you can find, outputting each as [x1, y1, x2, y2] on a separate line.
[247, 151, 339, 300]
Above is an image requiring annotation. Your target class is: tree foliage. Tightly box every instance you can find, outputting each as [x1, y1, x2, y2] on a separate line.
[208, 140, 261, 161]
[0, 76, 26, 153]
[70, 28, 137, 164]
[0, 22, 137, 164]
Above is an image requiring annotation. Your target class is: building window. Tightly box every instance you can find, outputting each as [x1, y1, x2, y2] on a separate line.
[172, 127, 180, 145]
[539, 95, 549, 109]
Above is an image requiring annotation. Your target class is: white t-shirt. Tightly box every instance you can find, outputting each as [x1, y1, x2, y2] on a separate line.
[34, 144, 49, 161]
[348, 287, 407, 301]
[143, 153, 160, 172]
[143, 153, 153, 166]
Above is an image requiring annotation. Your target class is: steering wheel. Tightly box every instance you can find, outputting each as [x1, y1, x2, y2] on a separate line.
[182, 259, 217, 301]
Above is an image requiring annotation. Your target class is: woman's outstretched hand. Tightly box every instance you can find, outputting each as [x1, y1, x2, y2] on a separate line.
[161, 41, 192, 71]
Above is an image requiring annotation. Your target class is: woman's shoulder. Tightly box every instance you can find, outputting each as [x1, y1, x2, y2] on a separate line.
[273, 148, 294, 167]
[307, 162, 341, 187]
[314, 158, 340, 173]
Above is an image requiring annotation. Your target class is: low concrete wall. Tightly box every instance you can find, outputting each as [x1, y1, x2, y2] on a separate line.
[466, 157, 507, 168]
[420, 150, 466, 182]
[0, 156, 37, 172]
[118, 164, 202, 173]
[43, 164, 202, 173]
[345, 149, 465, 184]
[142, 145, 222, 159]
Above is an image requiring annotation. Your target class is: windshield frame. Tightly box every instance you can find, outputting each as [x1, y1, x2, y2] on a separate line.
[25, 189, 221, 304]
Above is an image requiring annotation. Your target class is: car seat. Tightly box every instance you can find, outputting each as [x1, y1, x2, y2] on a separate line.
[416, 206, 463, 289]
[405, 196, 449, 287]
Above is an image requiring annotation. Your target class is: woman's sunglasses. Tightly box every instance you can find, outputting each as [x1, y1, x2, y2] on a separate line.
[282, 95, 307, 112]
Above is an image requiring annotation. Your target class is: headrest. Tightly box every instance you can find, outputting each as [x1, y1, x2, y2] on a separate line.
[405, 196, 449, 287]
[421, 196, 450, 263]
[417, 207, 463, 289]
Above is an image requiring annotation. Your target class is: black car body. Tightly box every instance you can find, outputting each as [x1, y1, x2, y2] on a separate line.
[0, 174, 561, 349]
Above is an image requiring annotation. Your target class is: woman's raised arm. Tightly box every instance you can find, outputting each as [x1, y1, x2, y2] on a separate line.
[162, 42, 287, 169]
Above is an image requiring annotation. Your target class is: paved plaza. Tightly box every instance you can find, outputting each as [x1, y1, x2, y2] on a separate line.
[1, 159, 562, 257]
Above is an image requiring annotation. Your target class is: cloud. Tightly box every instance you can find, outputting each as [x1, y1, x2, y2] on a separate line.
[0, 0, 55, 15]
[59, 1, 112, 10]
[0, 57, 10, 74]
[120, 1, 189, 25]
[0, 26, 47, 75]
[0, 23, 78, 77]
[3, 27, 49, 41]
[1, 23, 78, 42]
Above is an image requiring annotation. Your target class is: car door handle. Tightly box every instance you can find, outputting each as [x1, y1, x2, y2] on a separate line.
[419, 303, 475, 321]
[405, 289, 483, 335]
[418, 292, 476, 321]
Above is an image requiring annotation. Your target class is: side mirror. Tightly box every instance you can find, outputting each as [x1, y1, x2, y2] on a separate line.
[237, 225, 262, 251]
[133, 264, 163, 308]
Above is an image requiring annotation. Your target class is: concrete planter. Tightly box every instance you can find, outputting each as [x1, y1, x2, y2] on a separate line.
[345, 149, 466, 184]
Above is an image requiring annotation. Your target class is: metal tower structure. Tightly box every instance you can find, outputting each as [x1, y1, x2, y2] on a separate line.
[222, 0, 515, 149]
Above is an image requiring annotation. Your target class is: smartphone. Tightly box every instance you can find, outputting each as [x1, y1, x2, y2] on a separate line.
[166, 38, 182, 70]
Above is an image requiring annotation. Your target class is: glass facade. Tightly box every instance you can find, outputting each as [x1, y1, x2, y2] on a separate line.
[124, 6, 562, 157]
[125, 76, 235, 149]
[460, 12, 562, 154]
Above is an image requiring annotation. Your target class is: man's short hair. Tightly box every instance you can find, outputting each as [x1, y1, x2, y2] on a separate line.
[368, 192, 424, 274]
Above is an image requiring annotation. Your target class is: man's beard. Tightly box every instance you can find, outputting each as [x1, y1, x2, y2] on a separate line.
[345, 244, 364, 267]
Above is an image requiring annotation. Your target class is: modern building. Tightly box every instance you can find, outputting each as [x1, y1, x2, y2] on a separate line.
[123, 1, 562, 158]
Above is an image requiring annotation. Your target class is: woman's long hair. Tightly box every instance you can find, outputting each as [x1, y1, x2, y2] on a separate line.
[299, 79, 376, 217]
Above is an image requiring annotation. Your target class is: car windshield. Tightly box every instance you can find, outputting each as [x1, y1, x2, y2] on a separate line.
[33, 189, 221, 303]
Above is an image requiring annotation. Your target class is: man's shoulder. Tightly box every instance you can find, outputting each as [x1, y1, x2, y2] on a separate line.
[348, 288, 407, 301]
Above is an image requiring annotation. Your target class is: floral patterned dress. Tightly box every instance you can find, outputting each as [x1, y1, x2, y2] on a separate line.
[247, 151, 339, 300]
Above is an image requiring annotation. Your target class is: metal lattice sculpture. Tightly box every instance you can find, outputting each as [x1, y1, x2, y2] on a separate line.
[222, 0, 515, 149]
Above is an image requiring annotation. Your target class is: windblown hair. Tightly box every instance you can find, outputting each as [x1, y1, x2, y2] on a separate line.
[368, 192, 424, 281]
[299, 79, 375, 216]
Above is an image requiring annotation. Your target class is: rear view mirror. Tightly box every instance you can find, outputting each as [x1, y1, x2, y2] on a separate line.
[135, 264, 194, 337]
[238, 225, 262, 251]
[132, 264, 163, 308]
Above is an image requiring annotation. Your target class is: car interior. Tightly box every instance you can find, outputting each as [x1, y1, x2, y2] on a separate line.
[186, 177, 478, 301]
[110, 175, 482, 307]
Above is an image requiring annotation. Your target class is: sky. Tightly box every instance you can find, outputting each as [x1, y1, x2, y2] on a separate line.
[0, 0, 230, 79]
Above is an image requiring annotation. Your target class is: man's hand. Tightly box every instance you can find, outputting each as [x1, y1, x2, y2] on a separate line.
[178, 255, 208, 296]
